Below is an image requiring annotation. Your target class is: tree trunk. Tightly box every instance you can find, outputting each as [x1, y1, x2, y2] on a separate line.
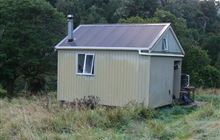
[202, 17, 207, 33]
[7, 80, 15, 97]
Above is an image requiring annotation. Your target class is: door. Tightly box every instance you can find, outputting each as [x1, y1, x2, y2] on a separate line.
[173, 61, 181, 99]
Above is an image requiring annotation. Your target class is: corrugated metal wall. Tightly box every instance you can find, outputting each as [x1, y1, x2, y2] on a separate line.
[58, 50, 150, 106]
[149, 57, 182, 108]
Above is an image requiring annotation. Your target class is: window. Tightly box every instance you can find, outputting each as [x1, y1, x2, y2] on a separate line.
[78, 54, 85, 73]
[77, 53, 95, 75]
[162, 38, 168, 51]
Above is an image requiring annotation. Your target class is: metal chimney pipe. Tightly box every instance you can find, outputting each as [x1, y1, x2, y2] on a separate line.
[67, 14, 74, 42]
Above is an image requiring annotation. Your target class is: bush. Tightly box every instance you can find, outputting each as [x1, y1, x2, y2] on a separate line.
[60, 96, 100, 109]
[80, 96, 100, 109]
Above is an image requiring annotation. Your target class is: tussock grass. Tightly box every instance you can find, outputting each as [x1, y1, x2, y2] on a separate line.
[0, 89, 220, 140]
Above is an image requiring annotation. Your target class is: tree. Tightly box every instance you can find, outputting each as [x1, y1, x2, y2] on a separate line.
[119, 9, 190, 39]
[199, 0, 218, 33]
[164, 0, 220, 49]
[56, 0, 116, 24]
[0, 84, 6, 97]
[137, 9, 195, 48]
[202, 33, 220, 66]
[0, 0, 66, 96]
[182, 46, 219, 87]
[46, 0, 57, 7]
[56, 0, 160, 24]
[119, 16, 147, 23]
[56, 0, 80, 25]
[114, 0, 159, 20]
[199, 65, 220, 88]
[216, 53, 220, 70]
[164, 0, 200, 28]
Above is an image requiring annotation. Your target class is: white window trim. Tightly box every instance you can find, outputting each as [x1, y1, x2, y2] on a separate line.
[162, 38, 169, 51]
[76, 53, 95, 76]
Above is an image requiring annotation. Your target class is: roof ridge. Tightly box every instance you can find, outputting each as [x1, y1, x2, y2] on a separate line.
[79, 23, 171, 27]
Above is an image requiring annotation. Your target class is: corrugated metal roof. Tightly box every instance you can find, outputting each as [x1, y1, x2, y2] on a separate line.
[57, 23, 170, 49]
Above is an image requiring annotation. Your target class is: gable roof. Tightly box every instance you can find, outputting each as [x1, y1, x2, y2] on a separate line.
[55, 23, 172, 50]
[55, 23, 184, 56]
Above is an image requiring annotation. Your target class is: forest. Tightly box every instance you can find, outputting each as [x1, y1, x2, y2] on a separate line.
[0, 0, 220, 96]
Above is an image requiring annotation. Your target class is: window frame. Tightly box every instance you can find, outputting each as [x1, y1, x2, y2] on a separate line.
[162, 38, 169, 51]
[76, 53, 95, 76]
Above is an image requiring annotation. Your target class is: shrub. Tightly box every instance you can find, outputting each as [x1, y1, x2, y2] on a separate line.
[59, 96, 100, 110]
[80, 96, 100, 109]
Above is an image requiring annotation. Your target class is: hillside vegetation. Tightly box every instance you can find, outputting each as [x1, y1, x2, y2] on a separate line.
[0, 89, 220, 140]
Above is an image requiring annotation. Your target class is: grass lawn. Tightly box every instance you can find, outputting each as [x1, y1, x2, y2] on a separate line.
[0, 89, 220, 140]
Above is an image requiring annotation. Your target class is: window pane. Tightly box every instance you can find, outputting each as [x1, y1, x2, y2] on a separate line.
[85, 55, 93, 74]
[92, 59, 95, 74]
[78, 54, 85, 73]
[162, 39, 165, 49]
[162, 38, 168, 51]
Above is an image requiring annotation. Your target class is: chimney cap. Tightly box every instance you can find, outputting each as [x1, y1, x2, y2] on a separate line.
[67, 14, 74, 19]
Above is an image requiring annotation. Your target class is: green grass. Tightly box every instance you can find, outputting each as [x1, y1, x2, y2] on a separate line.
[0, 89, 220, 140]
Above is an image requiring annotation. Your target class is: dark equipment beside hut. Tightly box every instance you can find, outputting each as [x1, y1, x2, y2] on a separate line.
[180, 74, 195, 105]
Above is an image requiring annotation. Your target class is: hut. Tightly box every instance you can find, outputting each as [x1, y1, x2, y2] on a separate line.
[55, 15, 185, 108]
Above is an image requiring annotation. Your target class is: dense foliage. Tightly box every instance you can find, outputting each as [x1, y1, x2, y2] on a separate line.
[0, 0, 65, 95]
[0, 0, 220, 96]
